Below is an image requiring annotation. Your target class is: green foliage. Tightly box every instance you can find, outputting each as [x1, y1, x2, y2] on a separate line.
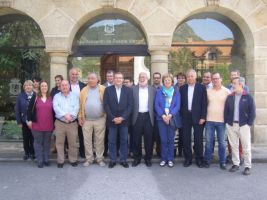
[72, 57, 100, 79]
[1, 120, 22, 140]
[169, 48, 196, 76]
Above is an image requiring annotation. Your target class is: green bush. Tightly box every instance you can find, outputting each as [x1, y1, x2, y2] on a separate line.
[1, 120, 22, 140]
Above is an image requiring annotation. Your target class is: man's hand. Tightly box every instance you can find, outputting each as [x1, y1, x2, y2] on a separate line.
[79, 119, 84, 126]
[199, 119, 205, 125]
[64, 114, 72, 123]
[27, 121, 32, 129]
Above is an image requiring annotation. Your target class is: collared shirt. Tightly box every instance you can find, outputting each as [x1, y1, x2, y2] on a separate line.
[234, 93, 242, 121]
[107, 82, 113, 87]
[138, 86, 149, 112]
[115, 86, 122, 103]
[206, 82, 213, 89]
[53, 91, 80, 122]
[70, 81, 80, 97]
[188, 84, 195, 110]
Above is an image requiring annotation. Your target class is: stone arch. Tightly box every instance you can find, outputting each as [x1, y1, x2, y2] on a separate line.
[68, 7, 149, 52]
[0, 7, 46, 47]
[171, 6, 255, 87]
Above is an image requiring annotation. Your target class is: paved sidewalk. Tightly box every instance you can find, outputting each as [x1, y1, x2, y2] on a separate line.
[0, 141, 266, 163]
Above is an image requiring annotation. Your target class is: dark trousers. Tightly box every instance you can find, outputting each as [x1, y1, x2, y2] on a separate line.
[108, 125, 128, 162]
[128, 125, 134, 154]
[78, 125, 85, 157]
[153, 118, 161, 156]
[132, 112, 153, 161]
[178, 128, 183, 156]
[182, 112, 204, 162]
[104, 127, 120, 156]
[22, 122, 34, 156]
[32, 131, 52, 164]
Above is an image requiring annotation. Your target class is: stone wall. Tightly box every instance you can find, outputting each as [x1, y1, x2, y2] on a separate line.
[1, 0, 267, 143]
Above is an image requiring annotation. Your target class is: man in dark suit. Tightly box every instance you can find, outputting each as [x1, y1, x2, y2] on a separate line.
[132, 72, 155, 167]
[69, 67, 86, 158]
[180, 69, 207, 168]
[103, 70, 115, 156]
[104, 72, 133, 168]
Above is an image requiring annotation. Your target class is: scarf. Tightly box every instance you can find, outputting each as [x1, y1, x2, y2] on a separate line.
[162, 86, 174, 110]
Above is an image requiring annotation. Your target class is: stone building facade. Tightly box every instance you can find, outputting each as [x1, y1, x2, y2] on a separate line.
[1, 0, 267, 144]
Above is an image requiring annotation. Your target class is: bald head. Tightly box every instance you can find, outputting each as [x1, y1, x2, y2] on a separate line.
[60, 80, 70, 95]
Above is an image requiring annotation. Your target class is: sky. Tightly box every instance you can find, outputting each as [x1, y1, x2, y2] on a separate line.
[186, 18, 233, 41]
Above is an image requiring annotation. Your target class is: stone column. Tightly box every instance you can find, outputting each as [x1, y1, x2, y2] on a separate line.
[149, 49, 170, 77]
[47, 52, 69, 87]
[247, 58, 267, 144]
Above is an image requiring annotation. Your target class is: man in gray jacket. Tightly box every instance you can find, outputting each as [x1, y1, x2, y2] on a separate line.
[132, 72, 156, 167]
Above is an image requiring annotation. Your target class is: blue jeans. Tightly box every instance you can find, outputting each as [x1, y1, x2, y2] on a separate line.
[204, 121, 226, 164]
[108, 126, 128, 162]
[158, 120, 175, 161]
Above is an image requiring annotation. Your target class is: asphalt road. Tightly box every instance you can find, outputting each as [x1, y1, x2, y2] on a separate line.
[0, 161, 266, 200]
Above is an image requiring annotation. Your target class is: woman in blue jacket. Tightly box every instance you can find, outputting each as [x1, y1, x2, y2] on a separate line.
[15, 80, 35, 160]
[155, 73, 181, 167]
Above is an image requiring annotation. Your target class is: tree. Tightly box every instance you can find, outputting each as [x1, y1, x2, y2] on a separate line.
[169, 47, 196, 75]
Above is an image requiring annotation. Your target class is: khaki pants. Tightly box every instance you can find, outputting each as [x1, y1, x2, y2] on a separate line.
[55, 120, 78, 164]
[82, 116, 106, 163]
[226, 123, 252, 168]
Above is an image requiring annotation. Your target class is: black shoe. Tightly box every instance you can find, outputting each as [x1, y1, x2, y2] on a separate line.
[80, 153, 85, 159]
[70, 161, 78, 167]
[23, 155, 29, 160]
[30, 155, 35, 160]
[37, 163, 44, 168]
[145, 160, 152, 167]
[240, 158, 244, 166]
[196, 160, 204, 168]
[220, 164, 227, 170]
[243, 167, 251, 175]
[108, 162, 116, 168]
[57, 163, 64, 168]
[229, 165, 239, 172]
[226, 154, 232, 164]
[44, 161, 50, 167]
[132, 160, 141, 167]
[183, 160, 192, 167]
[203, 161, 210, 168]
[120, 162, 129, 168]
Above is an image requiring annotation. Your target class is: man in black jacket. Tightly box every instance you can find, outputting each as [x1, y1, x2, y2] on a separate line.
[180, 69, 207, 168]
[224, 77, 256, 175]
[104, 72, 133, 168]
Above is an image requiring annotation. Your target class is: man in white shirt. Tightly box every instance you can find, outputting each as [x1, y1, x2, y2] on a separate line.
[132, 72, 156, 167]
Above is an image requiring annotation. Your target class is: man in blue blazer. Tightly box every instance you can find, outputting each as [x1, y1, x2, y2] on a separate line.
[180, 69, 207, 168]
[104, 72, 133, 168]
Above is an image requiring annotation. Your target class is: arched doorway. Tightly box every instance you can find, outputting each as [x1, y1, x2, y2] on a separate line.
[170, 12, 247, 85]
[0, 13, 48, 141]
[70, 14, 149, 84]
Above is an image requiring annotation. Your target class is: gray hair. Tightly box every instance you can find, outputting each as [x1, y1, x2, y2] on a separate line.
[233, 76, 245, 87]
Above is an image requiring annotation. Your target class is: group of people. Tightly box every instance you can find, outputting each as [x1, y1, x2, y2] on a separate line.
[15, 68, 256, 176]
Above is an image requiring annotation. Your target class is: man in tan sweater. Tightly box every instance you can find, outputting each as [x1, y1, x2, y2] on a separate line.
[203, 72, 230, 170]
